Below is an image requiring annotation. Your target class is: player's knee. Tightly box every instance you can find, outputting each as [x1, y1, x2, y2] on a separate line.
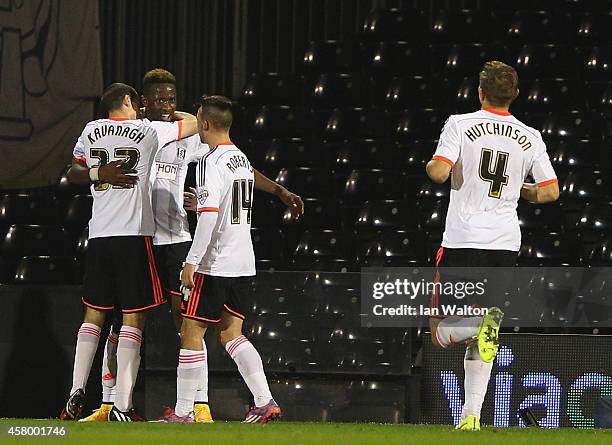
[218, 328, 241, 347]
[122, 312, 146, 331]
[180, 318, 206, 349]
[83, 307, 106, 327]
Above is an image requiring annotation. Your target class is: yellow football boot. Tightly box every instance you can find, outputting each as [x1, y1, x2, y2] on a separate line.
[455, 415, 481, 431]
[477, 307, 504, 363]
[79, 403, 113, 422]
[194, 403, 214, 423]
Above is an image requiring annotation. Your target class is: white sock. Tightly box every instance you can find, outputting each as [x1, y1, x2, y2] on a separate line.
[194, 339, 209, 404]
[226, 335, 272, 407]
[114, 326, 142, 412]
[101, 331, 118, 404]
[436, 316, 482, 348]
[70, 323, 101, 395]
[462, 342, 493, 419]
[175, 349, 205, 417]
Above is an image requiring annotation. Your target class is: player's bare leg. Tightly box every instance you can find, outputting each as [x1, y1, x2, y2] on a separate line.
[60, 308, 107, 420]
[170, 294, 183, 333]
[109, 312, 146, 422]
[218, 312, 281, 424]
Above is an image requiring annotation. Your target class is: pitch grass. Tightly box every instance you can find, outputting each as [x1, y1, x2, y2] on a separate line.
[0, 419, 609, 445]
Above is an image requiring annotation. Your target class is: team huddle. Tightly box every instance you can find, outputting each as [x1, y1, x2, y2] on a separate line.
[59, 69, 303, 423]
[59, 61, 558, 428]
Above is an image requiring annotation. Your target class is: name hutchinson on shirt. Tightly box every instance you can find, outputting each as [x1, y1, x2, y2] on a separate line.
[464, 122, 533, 150]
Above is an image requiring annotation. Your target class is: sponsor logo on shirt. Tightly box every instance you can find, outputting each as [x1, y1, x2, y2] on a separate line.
[156, 162, 178, 180]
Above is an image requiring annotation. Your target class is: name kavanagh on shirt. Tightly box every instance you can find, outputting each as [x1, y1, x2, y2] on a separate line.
[464, 122, 532, 150]
[87, 124, 146, 144]
[226, 154, 253, 173]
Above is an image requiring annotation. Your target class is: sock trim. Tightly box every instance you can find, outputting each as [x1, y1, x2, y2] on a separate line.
[78, 326, 101, 337]
[118, 331, 142, 343]
[226, 335, 248, 356]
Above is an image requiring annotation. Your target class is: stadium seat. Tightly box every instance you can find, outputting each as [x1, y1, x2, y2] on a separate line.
[281, 198, 342, 230]
[512, 45, 577, 80]
[575, 203, 612, 234]
[430, 44, 507, 79]
[355, 200, 419, 234]
[367, 42, 429, 76]
[574, 13, 612, 45]
[519, 232, 579, 266]
[301, 40, 365, 74]
[0, 193, 59, 229]
[517, 201, 565, 232]
[249, 106, 309, 139]
[343, 169, 405, 204]
[527, 111, 603, 140]
[263, 138, 323, 168]
[12, 256, 80, 285]
[360, 8, 427, 42]
[430, 10, 491, 44]
[420, 200, 448, 230]
[586, 236, 612, 266]
[319, 108, 389, 141]
[75, 227, 89, 259]
[240, 73, 304, 106]
[251, 196, 284, 229]
[516, 79, 582, 112]
[585, 82, 612, 111]
[292, 230, 357, 271]
[393, 109, 445, 141]
[503, 11, 569, 44]
[417, 178, 451, 201]
[452, 76, 480, 113]
[309, 74, 370, 109]
[1, 225, 71, 258]
[360, 230, 430, 267]
[581, 46, 612, 81]
[398, 139, 436, 174]
[334, 139, 402, 173]
[561, 171, 611, 201]
[251, 227, 284, 270]
[550, 139, 602, 173]
[377, 76, 434, 110]
[62, 194, 92, 237]
[275, 167, 335, 199]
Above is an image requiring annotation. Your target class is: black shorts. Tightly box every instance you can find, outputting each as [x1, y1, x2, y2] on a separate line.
[153, 241, 191, 299]
[83, 236, 166, 313]
[182, 273, 251, 323]
[430, 247, 517, 319]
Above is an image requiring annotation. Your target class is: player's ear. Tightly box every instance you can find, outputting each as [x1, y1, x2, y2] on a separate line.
[123, 94, 132, 109]
[140, 94, 148, 107]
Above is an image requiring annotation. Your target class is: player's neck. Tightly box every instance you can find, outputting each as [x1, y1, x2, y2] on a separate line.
[206, 133, 233, 148]
[108, 111, 133, 120]
[480, 101, 511, 116]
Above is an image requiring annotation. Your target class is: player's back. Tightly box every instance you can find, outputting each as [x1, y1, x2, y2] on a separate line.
[434, 108, 556, 251]
[195, 142, 255, 277]
[74, 117, 182, 239]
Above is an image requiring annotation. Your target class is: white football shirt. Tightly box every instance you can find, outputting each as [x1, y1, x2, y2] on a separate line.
[432, 108, 557, 252]
[151, 134, 209, 245]
[73, 117, 183, 239]
[194, 143, 256, 277]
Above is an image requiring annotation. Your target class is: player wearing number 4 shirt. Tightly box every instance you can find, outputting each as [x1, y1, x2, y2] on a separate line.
[425, 62, 559, 431]
[60, 83, 198, 422]
[160, 96, 280, 424]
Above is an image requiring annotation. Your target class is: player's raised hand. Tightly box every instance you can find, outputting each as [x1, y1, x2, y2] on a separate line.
[279, 189, 305, 219]
[181, 263, 197, 289]
[183, 187, 197, 211]
[99, 160, 138, 188]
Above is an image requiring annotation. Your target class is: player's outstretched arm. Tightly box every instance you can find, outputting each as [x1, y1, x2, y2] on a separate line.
[426, 159, 452, 184]
[253, 168, 305, 217]
[521, 181, 559, 204]
[173, 111, 198, 139]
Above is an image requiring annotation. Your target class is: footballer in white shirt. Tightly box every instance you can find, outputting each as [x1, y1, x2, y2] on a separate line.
[60, 83, 199, 422]
[160, 96, 281, 424]
[425, 62, 559, 431]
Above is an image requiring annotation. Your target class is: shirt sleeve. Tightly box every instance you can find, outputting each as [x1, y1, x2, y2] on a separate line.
[432, 115, 461, 166]
[72, 135, 86, 163]
[529, 134, 558, 187]
[196, 155, 222, 212]
[185, 136, 210, 164]
[149, 120, 183, 149]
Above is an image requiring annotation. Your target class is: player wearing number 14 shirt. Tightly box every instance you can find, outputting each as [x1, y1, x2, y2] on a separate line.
[161, 96, 280, 424]
[425, 62, 559, 431]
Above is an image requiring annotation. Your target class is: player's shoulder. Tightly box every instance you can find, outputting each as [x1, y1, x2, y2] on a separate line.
[449, 110, 485, 125]
[508, 115, 543, 140]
